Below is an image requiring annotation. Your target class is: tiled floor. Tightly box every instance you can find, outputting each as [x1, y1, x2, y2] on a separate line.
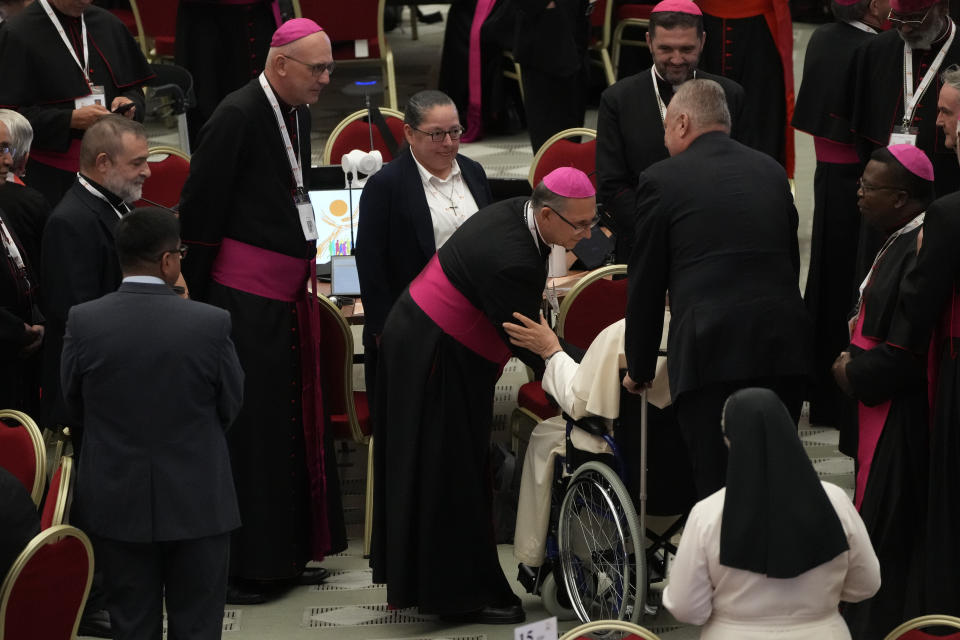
[130, 11, 846, 640]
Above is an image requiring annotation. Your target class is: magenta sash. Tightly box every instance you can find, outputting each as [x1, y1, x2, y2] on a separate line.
[850, 308, 891, 510]
[460, 0, 498, 143]
[211, 238, 331, 558]
[813, 137, 859, 164]
[409, 254, 512, 369]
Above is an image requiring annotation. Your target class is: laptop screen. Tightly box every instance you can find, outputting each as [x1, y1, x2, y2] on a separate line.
[330, 254, 362, 297]
[308, 188, 362, 264]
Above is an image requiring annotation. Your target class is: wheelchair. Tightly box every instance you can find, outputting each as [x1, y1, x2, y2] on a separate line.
[519, 388, 696, 626]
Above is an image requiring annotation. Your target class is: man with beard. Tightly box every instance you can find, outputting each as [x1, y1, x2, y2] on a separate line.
[849, 0, 960, 284]
[596, 0, 744, 262]
[40, 115, 149, 439]
[791, 0, 887, 434]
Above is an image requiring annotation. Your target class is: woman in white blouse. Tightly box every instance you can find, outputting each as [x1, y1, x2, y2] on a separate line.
[663, 388, 880, 639]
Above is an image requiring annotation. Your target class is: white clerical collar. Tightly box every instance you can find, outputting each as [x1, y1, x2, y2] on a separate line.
[123, 275, 166, 285]
[411, 149, 461, 185]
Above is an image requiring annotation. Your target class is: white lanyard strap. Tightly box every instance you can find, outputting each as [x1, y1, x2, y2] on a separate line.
[903, 21, 956, 127]
[39, 0, 90, 85]
[652, 67, 667, 124]
[259, 73, 304, 192]
[77, 174, 126, 219]
[0, 216, 25, 271]
[847, 20, 877, 34]
[856, 212, 925, 314]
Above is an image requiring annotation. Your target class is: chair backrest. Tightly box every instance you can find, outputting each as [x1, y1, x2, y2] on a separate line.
[128, 0, 177, 60]
[0, 525, 93, 640]
[557, 264, 628, 349]
[0, 410, 45, 506]
[315, 294, 368, 443]
[885, 615, 960, 640]
[558, 620, 663, 640]
[40, 456, 74, 530]
[294, 0, 384, 52]
[590, 0, 613, 48]
[135, 146, 191, 210]
[323, 108, 406, 165]
[529, 127, 598, 188]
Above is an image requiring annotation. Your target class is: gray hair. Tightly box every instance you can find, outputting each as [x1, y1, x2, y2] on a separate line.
[79, 115, 147, 171]
[0, 109, 32, 175]
[670, 78, 731, 132]
[403, 89, 456, 128]
[943, 64, 960, 94]
[530, 180, 570, 214]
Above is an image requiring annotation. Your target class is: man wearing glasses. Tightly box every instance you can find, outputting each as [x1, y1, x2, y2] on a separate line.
[179, 18, 345, 604]
[370, 167, 596, 625]
[623, 79, 810, 501]
[849, 0, 960, 287]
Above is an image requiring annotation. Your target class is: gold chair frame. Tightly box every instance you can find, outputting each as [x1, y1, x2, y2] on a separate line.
[321, 107, 405, 165]
[556, 264, 627, 339]
[292, 0, 399, 110]
[147, 145, 191, 162]
[316, 294, 374, 556]
[528, 127, 598, 188]
[49, 456, 74, 528]
[0, 410, 46, 506]
[884, 615, 960, 640]
[0, 525, 94, 640]
[612, 16, 651, 79]
[558, 619, 663, 640]
[590, 0, 616, 86]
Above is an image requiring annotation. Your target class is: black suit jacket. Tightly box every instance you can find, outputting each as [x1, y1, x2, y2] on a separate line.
[625, 132, 811, 398]
[40, 179, 125, 428]
[596, 69, 745, 262]
[61, 281, 244, 542]
[355, 147, 493, 344]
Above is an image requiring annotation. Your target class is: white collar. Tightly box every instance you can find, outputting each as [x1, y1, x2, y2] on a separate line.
[411, 149, 461, 185]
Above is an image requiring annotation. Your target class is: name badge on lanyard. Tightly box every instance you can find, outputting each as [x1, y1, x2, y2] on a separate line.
[893, 21, 957, 147]
[258, 73, 317, 241]
[889, 126, 919, 146]
[75, 85, 105, 109]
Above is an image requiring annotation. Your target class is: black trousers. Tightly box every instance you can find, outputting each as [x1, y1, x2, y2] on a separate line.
[95, 532, 230, 640]
[673, 376, 805, 499]
[519, 63, 588, 154]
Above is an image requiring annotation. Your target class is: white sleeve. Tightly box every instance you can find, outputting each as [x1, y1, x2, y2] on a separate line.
[542, 352, 579, 415]
[662, 501, 714, 625]
[828, 484, 881, 603]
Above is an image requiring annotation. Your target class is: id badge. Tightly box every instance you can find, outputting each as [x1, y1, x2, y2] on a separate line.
[889, 125, 918, 146]
[295, 193, 318, 241]
[75, 84, 105, 109]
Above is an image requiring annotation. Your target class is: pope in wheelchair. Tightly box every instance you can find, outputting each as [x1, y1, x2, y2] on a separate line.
[503, 312, 695, 622]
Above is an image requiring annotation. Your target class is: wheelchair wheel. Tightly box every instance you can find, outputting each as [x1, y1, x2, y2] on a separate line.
[557, 461, 644, 625]
[540, 572, 576, 621]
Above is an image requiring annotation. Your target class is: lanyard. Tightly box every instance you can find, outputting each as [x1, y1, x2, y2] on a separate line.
[77, 174, 127, 219]
[855, 212, 925, 318]
[651, 67, 696, 124]
[39, 0, 90, 85]
[259, 73, 305, 193]
[847, 20, 877, 34]
[902, 21, 956, 128]
[0, 215, 25, 272]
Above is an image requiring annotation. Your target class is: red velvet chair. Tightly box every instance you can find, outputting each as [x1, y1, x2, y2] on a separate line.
[40, 456, 74, 530]
[135, 146, 190, 211]
[322, 108, 405, 166]
[315, 293, 373, 556]
[0, 410, 45, 506]
[885, 615, 960, 640]
[556, 264, 629, 350]
[128, 0, 177, 61]
[611, 3, 657, 78]
[293, 0, 399, 110]
[589, 0, 616, 85]
[0, 525, 94, 640]
[529, 127, 597, 189]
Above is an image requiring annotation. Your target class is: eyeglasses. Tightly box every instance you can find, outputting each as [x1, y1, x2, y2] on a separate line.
[0, 143, 15, 157]
[411, 126, 465, 142]
[283, 55, 336, 77]
[887, 6, 932, 27]
[164, 245, 188, 259]
[546, 205, 600, 232]
[857, 178, 906, 193]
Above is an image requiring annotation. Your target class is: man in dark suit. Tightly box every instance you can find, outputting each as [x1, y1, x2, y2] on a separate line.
[356, 89, 493, 399]
[623, 79, 811, 499]
[596, 0, 744, 263]
[61, 207, 244, 640]
[40, 115, 150, 442]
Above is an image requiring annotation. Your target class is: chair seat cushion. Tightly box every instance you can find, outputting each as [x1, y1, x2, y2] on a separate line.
[329, 391, 371, 440]
[517, 381, 559, 420]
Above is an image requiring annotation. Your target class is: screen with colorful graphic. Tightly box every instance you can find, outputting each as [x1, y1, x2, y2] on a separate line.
[308, 188, 362, 264]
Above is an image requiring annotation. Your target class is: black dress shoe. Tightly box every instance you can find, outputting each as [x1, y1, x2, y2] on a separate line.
[225, 582, 268, 605]
[296, 567, 330, 585]
[440, 604, 526, 625]
[76, 609, 112, 638]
